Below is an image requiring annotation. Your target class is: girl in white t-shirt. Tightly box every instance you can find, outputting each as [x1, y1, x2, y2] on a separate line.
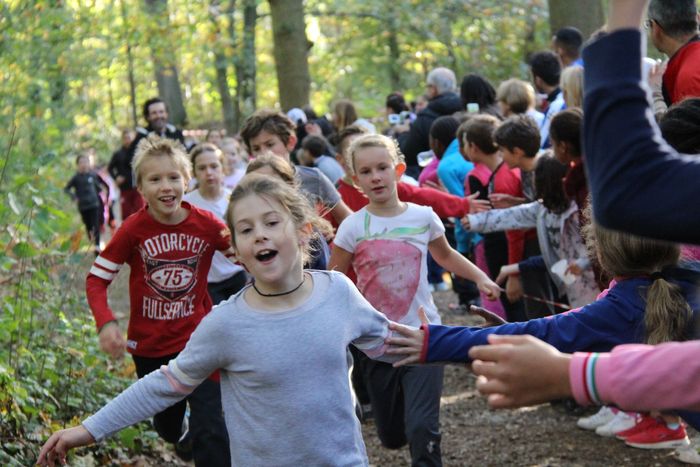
[184, 143, 248, 304]
[329, 134, 500, 466]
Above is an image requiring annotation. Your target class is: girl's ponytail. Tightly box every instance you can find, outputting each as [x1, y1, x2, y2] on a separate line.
[644, 275, 693, 344]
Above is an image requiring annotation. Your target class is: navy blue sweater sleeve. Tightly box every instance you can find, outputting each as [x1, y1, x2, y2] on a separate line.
[425, 282, 646, 363]
[518, 255, 546, 272]
[583, 30, 700, 244]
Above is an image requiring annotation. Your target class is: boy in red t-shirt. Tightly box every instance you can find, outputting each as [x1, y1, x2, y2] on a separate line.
[86, 135, 233, 466]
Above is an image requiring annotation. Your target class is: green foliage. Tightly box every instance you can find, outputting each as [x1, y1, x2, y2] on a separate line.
[305, 0, 550, 117]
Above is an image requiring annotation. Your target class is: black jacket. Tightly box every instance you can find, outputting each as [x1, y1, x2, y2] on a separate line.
[398, 92, 463, 167]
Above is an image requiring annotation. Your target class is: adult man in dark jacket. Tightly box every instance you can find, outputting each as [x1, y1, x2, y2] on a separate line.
[122, 98, 186, 219]
[397, 67, 462, 178]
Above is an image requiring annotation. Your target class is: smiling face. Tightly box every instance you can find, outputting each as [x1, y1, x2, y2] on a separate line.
[137, 155, 188, 224]
[193, 150, 224, 193]
[248, 130, 296, 160]
[146, 102, 169, 134]
[230, 193, 304, 291]
[352, 146, 404, 206]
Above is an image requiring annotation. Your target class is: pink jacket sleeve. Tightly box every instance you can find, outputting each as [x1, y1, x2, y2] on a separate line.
[570, 341, 700, 411]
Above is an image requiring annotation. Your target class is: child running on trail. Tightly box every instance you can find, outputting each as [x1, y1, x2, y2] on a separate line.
[38, 175, 405, 467]
[64, 153, 109, 255]
[386, 221, 700, 446]
[183, 143, 248, 305]
[328, 133, 500, 466]
[82, 136, 233, 465]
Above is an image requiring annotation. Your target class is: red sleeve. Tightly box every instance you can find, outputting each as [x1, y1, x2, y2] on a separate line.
[85, 223, 133, 330]
[397, 182, 469, 218]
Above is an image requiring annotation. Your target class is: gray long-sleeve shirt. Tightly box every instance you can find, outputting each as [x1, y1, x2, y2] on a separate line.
[83, 271, 394, 466]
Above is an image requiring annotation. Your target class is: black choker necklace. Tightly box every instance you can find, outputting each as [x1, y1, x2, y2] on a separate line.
[252, 275, 306, 297]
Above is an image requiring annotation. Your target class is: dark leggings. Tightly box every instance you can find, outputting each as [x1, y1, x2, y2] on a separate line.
[483, 232, 527, 322]
[79, 207, 101, 247]
[132, 353, 231, 467]
[359, 353, 443, 467]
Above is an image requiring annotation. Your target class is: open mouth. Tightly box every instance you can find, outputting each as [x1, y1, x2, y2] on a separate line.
[160, 196, 176, 204]
[255, 249, 278, 262]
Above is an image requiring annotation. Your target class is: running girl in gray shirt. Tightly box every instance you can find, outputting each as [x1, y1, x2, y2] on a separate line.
[38, 174, 403, 467]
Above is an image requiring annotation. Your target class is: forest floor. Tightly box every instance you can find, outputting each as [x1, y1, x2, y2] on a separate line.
[105, 265, 689, 466]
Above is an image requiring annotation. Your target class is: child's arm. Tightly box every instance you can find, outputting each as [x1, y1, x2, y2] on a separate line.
[64, 176, 77, 201]
[488, 193, 526, 209]
[469, 335, 700, 412]
[428, 234, 500, 300]
[397, 182, 489, 218]
[584, 1, 700, 243]
[387, 286, 640, 365]
[328, 199, 352, 225]
[461, 201, 538, 233]
[38, 309, 230, 462]
[85, 229, 134, 358]
[328, 245, 353, 274]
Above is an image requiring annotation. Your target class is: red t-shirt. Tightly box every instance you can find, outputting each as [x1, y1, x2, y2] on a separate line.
[663, 37, 700, 105]
[86, 202, 233, 357]
[492, 164, 529, 264]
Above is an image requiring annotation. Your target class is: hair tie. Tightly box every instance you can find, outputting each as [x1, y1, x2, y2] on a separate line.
[650, 271, 664, 281]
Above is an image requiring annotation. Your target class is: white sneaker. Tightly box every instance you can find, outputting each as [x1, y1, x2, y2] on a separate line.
[577, 406, 616, 431]
[676, 443, 700, 464]
[595, 411, 637, 437]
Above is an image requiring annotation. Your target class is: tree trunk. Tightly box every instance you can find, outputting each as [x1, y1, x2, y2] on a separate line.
[268, 0, 310, 110]
[237, 0, 257, 120]
[210, 0, 237, 134]
[144, 0, 187, 126]
[121, 0, 138, 127]
[386, 11, 402, 91]
[547, 0, 605, 40]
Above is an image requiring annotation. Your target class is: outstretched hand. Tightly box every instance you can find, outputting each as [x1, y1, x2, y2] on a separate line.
[495, 263, 519, 286]
[488, 193, 525, 209]
[385, 306, 428, 367]
[467, 192, 491, 214]
[469, 334, 572, 409]
[37, 426, 95, 466]
[477, 278, 501, 301]
[469, 305, 507, 327]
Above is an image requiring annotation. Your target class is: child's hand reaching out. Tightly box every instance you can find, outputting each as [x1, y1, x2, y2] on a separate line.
[37, 425, 95, 466]
[385, 307, 428, 367]
[477, 277, 501, 301]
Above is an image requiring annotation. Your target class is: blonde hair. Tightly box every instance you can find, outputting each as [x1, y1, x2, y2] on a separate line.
[496, 79, 536, 115]
[226, 174, 332, 263]
[246, 152, 297, 185]
[561, 65, 584, 109]
[584, 218, 691, 344]
[133, 134, 191, 186]
[345, 134, 405, 176]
